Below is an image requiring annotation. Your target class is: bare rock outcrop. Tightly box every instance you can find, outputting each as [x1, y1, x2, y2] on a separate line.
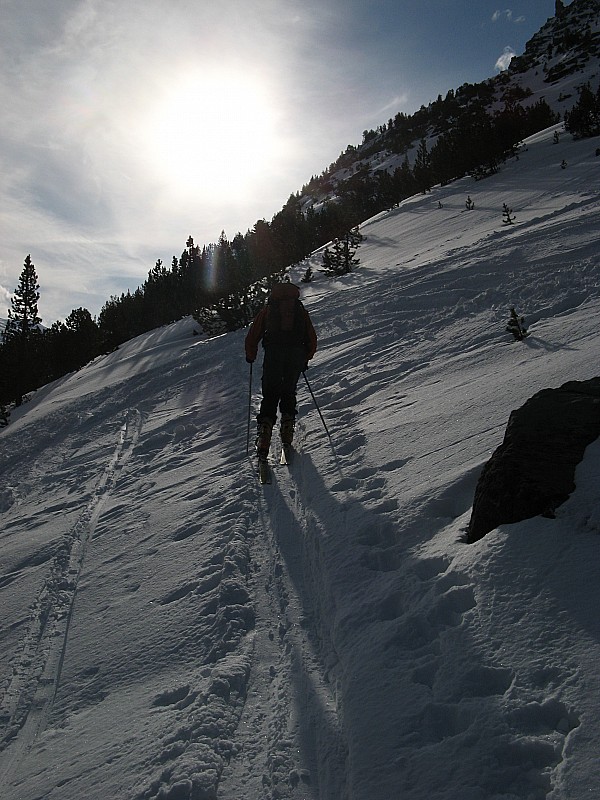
[466, 378, 600, 543]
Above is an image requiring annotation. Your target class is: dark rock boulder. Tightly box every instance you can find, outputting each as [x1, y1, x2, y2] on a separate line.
[466, 378, 600, 543]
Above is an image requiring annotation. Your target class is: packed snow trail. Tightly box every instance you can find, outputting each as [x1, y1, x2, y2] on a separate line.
[219, 439, 349, 799]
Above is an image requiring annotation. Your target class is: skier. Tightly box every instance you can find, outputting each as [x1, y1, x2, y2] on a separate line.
[245, 282, 317, 457]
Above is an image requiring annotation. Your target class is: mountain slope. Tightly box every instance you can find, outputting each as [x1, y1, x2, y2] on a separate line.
[1, 125, 600, 799]
[301, 0, 600, 210]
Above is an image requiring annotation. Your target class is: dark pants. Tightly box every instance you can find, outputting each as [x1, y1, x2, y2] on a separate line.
[258, 346, 306, 424]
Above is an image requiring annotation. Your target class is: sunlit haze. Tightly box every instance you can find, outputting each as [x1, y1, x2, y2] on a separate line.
[142, 67, 286, 202]
[0, 0, 556, 322]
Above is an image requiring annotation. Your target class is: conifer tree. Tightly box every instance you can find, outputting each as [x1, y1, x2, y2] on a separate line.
[564, 83, 600, 139]
[5, 254, 41, 340]
[506, 307, 528, 341]
[321, 245, 335, 273]
[502, 203, 516, 225]
[331, 238, 346, 271]
[193, 272, 286, 336]
[1, 255, 43, 406]
[301, 265, 314, 283]
[321, 227, 363, 276]
[413, 138, 432, 193]
[63, 307, 101, 371]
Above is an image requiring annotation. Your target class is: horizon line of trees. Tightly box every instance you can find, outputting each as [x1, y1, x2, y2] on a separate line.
[1, 82, 598, 421]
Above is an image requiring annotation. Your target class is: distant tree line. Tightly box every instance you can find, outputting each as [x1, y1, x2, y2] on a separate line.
[96, 190, 370, 352]
[305, 79, 559, 198]
[2, 81, 595, 420]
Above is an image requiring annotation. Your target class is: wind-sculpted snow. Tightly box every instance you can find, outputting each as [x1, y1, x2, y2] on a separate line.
[1, 124, 600, 799]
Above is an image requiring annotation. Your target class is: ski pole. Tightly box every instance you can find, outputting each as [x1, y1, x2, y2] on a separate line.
[246, 361, 253, 454]
[302, 371, 331, 439]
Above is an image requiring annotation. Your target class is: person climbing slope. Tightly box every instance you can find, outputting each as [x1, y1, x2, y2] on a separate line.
[245, 282, 317, 456]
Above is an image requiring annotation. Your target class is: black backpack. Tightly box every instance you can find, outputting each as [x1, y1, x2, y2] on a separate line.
[263, 297, 307, 348]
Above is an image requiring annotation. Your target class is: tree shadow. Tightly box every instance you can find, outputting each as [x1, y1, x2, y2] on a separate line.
[524, 336, 577, 353]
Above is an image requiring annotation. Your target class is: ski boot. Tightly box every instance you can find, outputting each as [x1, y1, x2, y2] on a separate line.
[256, 419, 273, 457]
[280, 414, 295, 446]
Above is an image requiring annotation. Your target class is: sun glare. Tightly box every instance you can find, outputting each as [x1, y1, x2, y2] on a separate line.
[142, 68, 283, 201]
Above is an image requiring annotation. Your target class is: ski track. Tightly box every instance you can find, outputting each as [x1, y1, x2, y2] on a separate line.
[0, 409, 143, 784]
[218, 449, 346, 800]
[119, 387, 349, 800]
[277, 229, 596, 798]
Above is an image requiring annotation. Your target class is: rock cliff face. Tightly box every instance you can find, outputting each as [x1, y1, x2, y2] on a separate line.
[510, 0, 600, 81]
[466, 378, 600, 543]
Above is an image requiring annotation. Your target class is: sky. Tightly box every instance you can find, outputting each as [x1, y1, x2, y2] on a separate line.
[0, 0, 557, 323]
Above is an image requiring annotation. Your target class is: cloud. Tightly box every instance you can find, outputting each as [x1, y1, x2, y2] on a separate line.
[376, 94, 411, 118]
[0, 279, 12, 309]
[495, 46, 517, 71]
[492, 9, 525, 24]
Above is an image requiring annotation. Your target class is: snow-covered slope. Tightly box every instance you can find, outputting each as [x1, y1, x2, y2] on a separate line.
[1, 125, 600, 800]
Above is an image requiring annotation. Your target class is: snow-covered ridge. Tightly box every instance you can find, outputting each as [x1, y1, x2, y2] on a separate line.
[1, 125, 600, 798]
[302, 0, 600, 209]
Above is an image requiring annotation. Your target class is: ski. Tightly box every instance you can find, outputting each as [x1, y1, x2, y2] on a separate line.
[279, 444, 293, 466]
[258, 456, 271, 485]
